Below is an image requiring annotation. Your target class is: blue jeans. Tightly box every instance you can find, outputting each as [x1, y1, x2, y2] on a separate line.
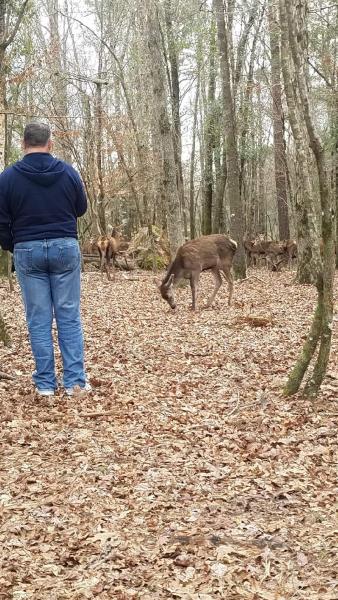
[14, 238, 86, 391]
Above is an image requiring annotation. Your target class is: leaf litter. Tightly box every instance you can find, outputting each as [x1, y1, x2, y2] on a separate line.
[0, 270, 337, 599]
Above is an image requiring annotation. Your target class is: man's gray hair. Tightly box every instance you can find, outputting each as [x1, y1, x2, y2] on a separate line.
[24, 122, 51, 148]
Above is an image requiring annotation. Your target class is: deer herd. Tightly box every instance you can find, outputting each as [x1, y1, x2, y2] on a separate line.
[82, 231, 298, 310]
[244, 238, 297, 270]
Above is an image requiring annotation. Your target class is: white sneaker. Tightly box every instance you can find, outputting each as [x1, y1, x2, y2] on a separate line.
[36, 389, 55, 397]
[65, 382, 92, 397]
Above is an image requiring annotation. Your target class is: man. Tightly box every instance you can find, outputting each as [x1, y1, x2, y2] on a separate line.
[0, 122, 90, 397]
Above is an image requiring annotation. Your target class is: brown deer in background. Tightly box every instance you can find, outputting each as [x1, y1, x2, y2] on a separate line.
[95, 228, 122, 280]
[160, 234, 237, 310]
[244, 238, 298, 270]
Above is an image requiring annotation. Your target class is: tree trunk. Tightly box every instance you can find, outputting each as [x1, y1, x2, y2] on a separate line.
[213, 131, 227, 233]
[279, 0, 320, 284]
[0, 1, 29, 170]
[94, 39, 107, 235]
[233, 4, 258, 100]
[0, 0, 29, 347]
[213, 0, 246, 278]
[0, 309, 9, 345]
[48, 0, 71, 162]
[145, 0, 183, 256]
[0, 72, 5, 173]
[334, 92, 338, 268]
[281, 0, 335, 398]
[239, 7, 264, 223]
[189, 70, 200, 239]
[202, 22, 217, 236]
[268, 0, 290, 240]
[164, 0, 186, 238]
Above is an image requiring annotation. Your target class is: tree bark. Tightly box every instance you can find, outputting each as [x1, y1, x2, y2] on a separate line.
[0, 0, 29, 346]
[0, 0, 29, 171]
[47, 0, 71, 162]
[189, 70, 200, 239]
[281, 0, 335, 398]
[94, 35, 107, 235]
[233, 4, 258, 100]
[145, 0, 183, 256]
[164, 0, 186, 237]
[213, 130, 227, 233]
[0, 309, 9, 345]
[213, 0, 246, 278]
[202, 21, 217, 235]
[268, 0, 290, 240]
[239, 7, 264, 224]
[279, 0, 320, 284]
[334, 92, 338, 267]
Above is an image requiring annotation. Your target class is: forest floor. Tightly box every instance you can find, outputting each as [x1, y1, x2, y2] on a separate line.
[0, 269, 337, 600]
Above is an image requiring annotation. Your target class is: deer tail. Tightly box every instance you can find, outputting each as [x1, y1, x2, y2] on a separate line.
[228, 238, 238, 253]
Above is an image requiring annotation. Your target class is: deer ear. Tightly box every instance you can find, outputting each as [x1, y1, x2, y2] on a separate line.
[154, 277, 162, 288]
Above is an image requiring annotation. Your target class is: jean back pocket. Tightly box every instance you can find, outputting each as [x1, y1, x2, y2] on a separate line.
[14, 248, 33, 274]
[58, 243, 80, 271]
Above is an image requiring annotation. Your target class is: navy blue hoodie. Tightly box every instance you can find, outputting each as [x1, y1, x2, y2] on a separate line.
[0, 153, 87, 252]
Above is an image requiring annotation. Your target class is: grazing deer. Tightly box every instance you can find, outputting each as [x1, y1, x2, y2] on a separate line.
[244, 238, 298, 270]
[160, 234, 237, 310]
[95, 228, 122, 280]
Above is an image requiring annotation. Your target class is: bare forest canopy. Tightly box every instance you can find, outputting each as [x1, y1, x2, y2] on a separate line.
[0, 1, 336, 257]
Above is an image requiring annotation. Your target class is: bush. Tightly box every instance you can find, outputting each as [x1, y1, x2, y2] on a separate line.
[137, 251, 167, 271]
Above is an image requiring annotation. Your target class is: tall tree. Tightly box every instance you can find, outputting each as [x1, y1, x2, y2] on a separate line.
[281, 0, 335, 398]
[189, 65, 200, 239]
[213, 0, 246, 278]
[279, 0, 320, 284]
[145, 0, 183, 256]
[164, 0, 186, 236]
[0, 0, 29, 345]
[268, 0, 290, 240]
[47, 0, 71, 161]
[202, 21, 216, 235]
[0, 0, 29, 171]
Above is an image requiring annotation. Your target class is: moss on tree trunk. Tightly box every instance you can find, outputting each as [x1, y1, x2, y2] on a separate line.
[0, 310, 9, 346]
[281, 0, 335, 398]
[283, 279, 322, 396]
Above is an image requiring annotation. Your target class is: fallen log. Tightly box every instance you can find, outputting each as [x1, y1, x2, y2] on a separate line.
[82, 253, 136, 271]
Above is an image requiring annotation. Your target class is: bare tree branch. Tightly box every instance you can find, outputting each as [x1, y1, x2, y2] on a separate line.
[307, 58, 333, 89]
[1, 0, 29, 50]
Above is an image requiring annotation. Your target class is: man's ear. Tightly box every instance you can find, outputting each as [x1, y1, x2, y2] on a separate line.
[47, 139, 53, 152]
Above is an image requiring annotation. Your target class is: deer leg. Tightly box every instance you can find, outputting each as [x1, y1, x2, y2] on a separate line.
[110, 253, 116, 281]
[205, 269, 222, 308]
[189, 272, 200, 310]
[105, 246, 115, 281]
[105, 259, 111, 281]
[222, 267, 234, 306]
[99, 249, 105, 275]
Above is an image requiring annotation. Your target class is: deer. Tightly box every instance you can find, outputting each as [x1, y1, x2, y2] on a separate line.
[159, 234, 237, 311]
[244, 238, 298, 270]
[95, 227, 122, 280]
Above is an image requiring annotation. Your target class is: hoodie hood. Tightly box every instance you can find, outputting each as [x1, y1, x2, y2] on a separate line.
[13, 153, 66, 187]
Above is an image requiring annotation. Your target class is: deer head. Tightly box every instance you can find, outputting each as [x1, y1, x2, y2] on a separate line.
[160, 274, 176, 309]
